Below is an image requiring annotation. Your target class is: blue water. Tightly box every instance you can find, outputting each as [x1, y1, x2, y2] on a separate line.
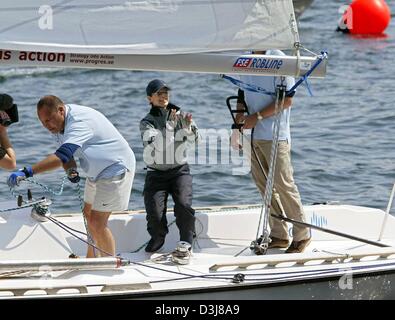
[0, 0, 394, 214]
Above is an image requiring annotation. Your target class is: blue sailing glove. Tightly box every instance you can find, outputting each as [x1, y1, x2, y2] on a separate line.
[7, 166, 33, 187]
[66, 168, 80, 183]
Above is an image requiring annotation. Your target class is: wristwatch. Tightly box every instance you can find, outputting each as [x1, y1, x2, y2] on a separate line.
[256, 111, 263, 120]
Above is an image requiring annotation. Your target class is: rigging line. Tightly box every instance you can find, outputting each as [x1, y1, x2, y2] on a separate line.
[45, 215, 115, 257]
[149, 273, 236, 284]
[234, 246, 250, 257]
[46, 215, 87, 236]
[25, 176, 67, 196]
[150, 261, 340, 279]
[0, 198, 46, 213]
[131, 260, 208, 279]
[148, 261, 360, 284]
[257, 85, 286, 243]
[252, 133, 266, 242]
[190, 214, 205, 250]
[271, 214, 392, 248]
[299, 44, 321, 57]
[150, 269, 346, 284]
[288, 51, 328, 93]
[131, 258, 267, 283]
[124, 258, 395, 284]
[222, 75, 276, 96]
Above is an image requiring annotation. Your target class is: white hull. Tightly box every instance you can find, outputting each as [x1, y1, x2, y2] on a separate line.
[0, 202, 394, 300]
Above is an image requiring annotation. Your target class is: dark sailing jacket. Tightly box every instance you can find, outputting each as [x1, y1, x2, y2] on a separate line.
[140, 103, 199, 171]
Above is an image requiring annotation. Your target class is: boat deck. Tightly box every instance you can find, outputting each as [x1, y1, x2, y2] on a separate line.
[1, 202, 395, 299]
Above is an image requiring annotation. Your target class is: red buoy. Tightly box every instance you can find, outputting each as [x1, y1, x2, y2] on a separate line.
[341, 0, 391, 35]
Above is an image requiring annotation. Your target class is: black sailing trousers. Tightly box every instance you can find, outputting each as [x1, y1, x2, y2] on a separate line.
[143, 164, 196, 245]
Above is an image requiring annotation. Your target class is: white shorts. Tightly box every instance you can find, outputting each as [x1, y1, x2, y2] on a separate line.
[84, 170, 134, 212]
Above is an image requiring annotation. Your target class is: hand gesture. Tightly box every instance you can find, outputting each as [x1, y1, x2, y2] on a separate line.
[168, 109, 178, 122]
[166, 109, 178, 131]
[180, 112, 193, 130]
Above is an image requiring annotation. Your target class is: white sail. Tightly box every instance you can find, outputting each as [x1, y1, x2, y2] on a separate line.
[0, 0, 298, 54]
[0, 1, 326, 77]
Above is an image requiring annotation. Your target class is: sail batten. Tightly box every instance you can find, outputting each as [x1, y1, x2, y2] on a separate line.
[0, 0, 298, 55]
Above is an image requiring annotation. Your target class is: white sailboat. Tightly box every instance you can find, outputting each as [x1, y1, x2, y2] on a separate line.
[0, 0, 394, 300]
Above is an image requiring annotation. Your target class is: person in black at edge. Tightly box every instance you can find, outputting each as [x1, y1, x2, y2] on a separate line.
[139, 79, 199, 265]
[0, 94, 17, 170]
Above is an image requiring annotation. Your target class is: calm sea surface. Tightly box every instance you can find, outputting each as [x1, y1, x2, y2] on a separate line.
[0, 1, 394, 214]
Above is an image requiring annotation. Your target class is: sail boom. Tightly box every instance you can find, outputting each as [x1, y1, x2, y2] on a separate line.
[0, 50, 327, 78]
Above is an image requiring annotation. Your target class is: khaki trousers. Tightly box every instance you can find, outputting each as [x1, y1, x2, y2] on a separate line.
[251, 140, 310, 241]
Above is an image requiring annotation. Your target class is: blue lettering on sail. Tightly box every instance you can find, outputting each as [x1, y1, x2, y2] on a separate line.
[233, 57, 283, 70]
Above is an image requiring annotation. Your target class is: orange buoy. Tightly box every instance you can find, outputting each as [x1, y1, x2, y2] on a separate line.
[339, 0, 391, 35]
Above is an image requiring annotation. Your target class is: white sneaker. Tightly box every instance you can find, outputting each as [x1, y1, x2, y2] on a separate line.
[171, 241, 192, 265]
